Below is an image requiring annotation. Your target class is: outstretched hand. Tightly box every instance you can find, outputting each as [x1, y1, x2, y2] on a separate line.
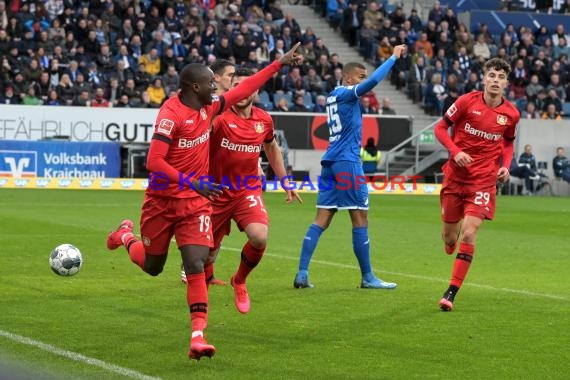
[392, 44, 407, 59]
[279, 42, 303, 66]
[286, 189, 303, 204]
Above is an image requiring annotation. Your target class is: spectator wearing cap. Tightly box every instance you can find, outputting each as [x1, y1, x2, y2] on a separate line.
[0, 85, 21, 104]
[11, 70, 27, 98]
[408, 8, 422, 32]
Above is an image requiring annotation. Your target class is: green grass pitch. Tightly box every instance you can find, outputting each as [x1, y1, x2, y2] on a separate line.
[0, 189, 569, 380]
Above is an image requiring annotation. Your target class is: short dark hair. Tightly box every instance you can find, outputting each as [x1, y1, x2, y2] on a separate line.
[209, 59, 234, 75]
[233, 67, 254, 77]
[483, 58, 511, 76]
[343, 62, 366, 75]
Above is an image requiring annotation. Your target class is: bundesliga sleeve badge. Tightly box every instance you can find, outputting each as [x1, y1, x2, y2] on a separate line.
[157, 119, 175, 135]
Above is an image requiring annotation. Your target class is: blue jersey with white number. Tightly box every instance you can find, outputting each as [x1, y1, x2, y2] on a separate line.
[321, 85, 361, 164]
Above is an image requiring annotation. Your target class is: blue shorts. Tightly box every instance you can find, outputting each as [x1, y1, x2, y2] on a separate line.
[316, 161, 369, 210]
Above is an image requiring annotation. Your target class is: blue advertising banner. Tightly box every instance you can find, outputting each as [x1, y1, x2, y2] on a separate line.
[0, 141, 121, 178]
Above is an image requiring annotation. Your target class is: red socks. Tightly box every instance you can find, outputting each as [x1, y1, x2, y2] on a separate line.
[186, 273, 208, 332]
[233, 241, 265, 284]
[124, 236, 145, 269]
[450, 242, 474, 288]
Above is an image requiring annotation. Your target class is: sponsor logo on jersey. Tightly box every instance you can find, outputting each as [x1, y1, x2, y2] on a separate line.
[157, 119, 175, 135]
[178, 131, 210, 148]
[228, 123, 238, 129]
[221, 137, 262, 153]
[446, 103, 458, 117]
[463, 122, 502, 141]
[185, 119, 194, 124]
[497, 115, 508, 125]
[200, 108, 207, 120]
[472, 110, 481, 115]
[254, 122, 264, 133]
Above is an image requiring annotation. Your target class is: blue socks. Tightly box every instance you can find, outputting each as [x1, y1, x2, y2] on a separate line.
[298, 224, 324, 271]
[353, 227, 373, 276]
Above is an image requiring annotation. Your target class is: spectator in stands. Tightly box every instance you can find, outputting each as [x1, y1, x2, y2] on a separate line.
[361, 97, 374, 114]
[361, 137, 381, 181]
[519, 144, 550, 193]
[256, 40, 271, 64]
[264, 71, 285, 97]
[380, 97, 396, 115]
[428, 1, 443, 24]
[364, 1, 383, 31]
[327, 0, 347, 31]
[407, 55, 427, 103]
[510, 58, 529, 99]
[424, 73, 446, 116]
[147, 77, 166, 107]
[290, 93, 308, 112]
[408, 8, 422, 32]
[57, 74, 75, 105]
[115, 94, 132, 108]
[553, 147, 570, 183]
[0, 85, 20, 104]
[544, 88, 563, 113]
[91, 87, 110, 108]
[546, 66, 565, 96]
[414, 32, 433, 60]
[526, 74, 545, 102]
[275, 96, 289, 112]
[521, 101, 541, 119]
[46, 89, 61, 106]
[542, 103, 562, 120]
[313, 95, 326, 113]
[342, 2, 362, 47]
[313, 38, 330, 60]
[551, 24, 570, 46]
[139, 48, 161, 76]
[326, 67, 343, 92]
[303, 67, 325, 95]
[376, 36, 393, 65]
[315, 54, 333, 81]
[473, 33, 491, 63]
[299, 40, 317, 67]
[284, 66, 307, 94]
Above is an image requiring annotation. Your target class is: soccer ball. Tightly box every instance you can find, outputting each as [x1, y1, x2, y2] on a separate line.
[49, 244, 83, 276]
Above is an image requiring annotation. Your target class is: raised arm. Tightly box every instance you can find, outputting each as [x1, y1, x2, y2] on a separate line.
[355, 45, 406, 97]
[222, 42, 303, 110]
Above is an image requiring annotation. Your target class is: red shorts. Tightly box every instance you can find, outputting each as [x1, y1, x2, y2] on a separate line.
[140, 194, 213, 255]
[440, 180, 497, 223]
[211, 191, 269, 250]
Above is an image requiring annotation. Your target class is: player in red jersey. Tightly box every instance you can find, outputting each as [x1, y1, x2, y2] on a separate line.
[179, 59, 236, 286]
[434, 58, 520, 311]
[207, 67, 302, 314]
[105, 44, 302, 360]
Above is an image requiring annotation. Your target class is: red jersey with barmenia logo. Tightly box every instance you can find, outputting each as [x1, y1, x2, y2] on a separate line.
[210, 106, 274, 195]
[442, 91, 519, 186]
[146, 94, 224, 198]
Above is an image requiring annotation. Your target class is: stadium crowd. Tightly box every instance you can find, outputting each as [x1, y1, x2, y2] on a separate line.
[316, 0, 570, 117]
[2, 0, 570, 117]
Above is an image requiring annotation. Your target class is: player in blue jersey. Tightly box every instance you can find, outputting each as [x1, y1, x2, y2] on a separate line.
[293, 44, 406, 289]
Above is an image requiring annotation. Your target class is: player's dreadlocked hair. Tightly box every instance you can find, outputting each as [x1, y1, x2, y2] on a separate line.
[483, 58, 512, 76]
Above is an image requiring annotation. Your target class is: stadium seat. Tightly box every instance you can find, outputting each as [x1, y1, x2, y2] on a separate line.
[562, 102, 570, 117]
[303, 92, 314, 108]
[258, 91, 273, 111]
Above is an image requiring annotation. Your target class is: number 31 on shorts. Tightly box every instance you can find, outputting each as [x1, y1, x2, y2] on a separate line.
[473, 191, 490, 205]
[246, 195, 267, 213]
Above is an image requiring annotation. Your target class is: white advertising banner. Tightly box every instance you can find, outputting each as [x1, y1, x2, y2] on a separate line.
[0, 105, 160, 143]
